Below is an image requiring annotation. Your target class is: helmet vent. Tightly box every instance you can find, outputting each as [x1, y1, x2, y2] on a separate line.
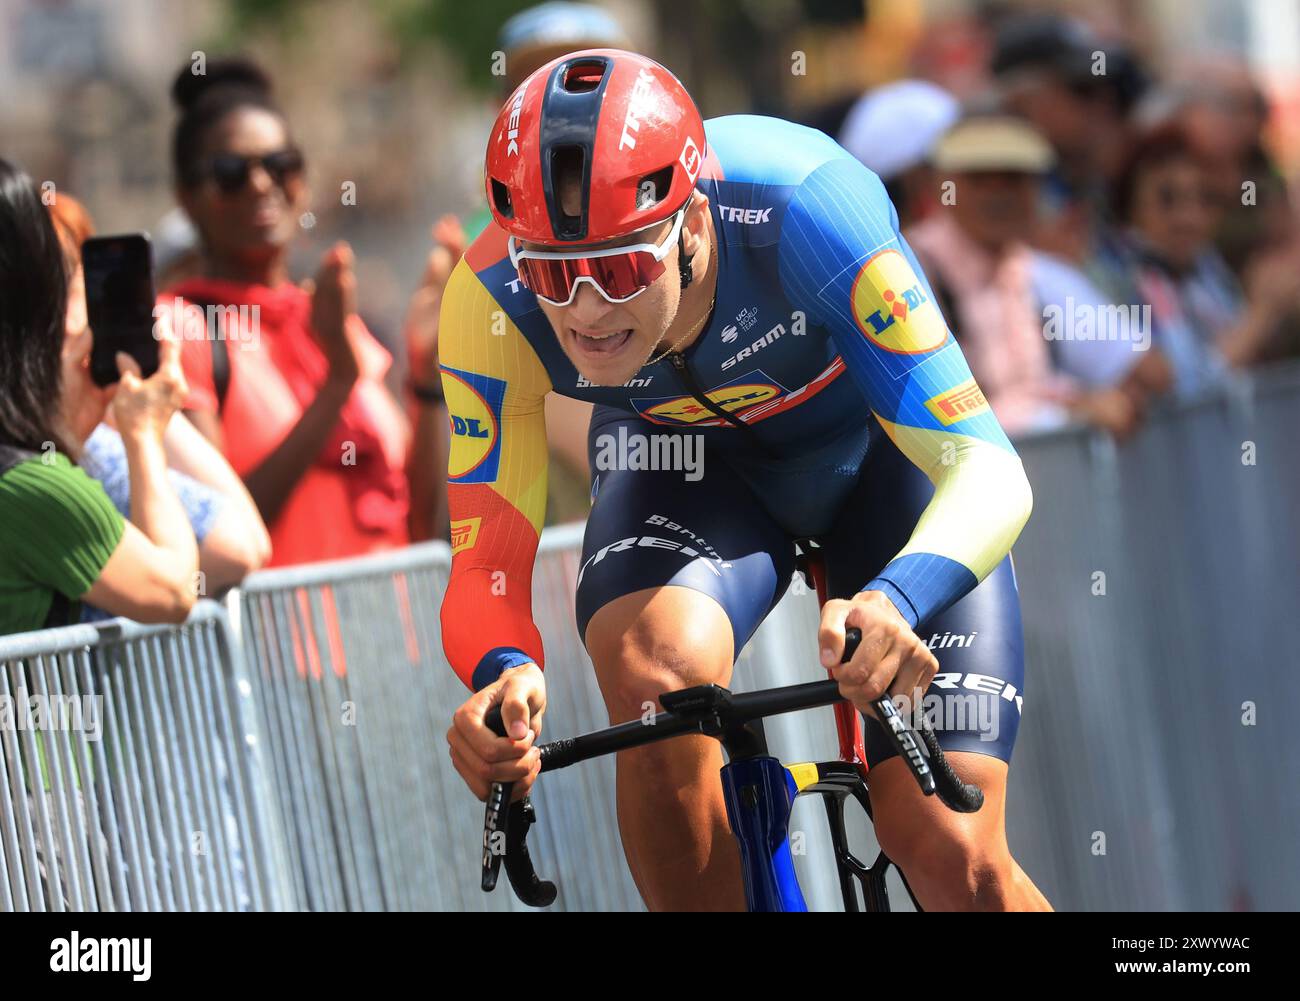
[563, 60, 607, 93]
[549, 145, 588, 239]
[636, 166, 674, 210]
[490, 178, 513, 219]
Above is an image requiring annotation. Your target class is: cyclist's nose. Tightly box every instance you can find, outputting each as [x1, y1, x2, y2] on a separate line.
[566, 281, 617, 325]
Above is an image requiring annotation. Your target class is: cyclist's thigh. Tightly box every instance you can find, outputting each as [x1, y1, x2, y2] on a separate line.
[577, 408, 795, 663]
[819, 421, 1026, 765]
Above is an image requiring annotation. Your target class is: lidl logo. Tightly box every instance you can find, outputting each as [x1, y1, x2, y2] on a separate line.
[925, 379, 990, 426]
[442, 366, 506, 482]
[639, 383, 779, 424]
[450, 516, 482, 554]
[851, 249, 948, 354]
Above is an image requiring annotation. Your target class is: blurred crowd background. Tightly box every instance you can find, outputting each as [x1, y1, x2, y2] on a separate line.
[5, 0, 1297, 365]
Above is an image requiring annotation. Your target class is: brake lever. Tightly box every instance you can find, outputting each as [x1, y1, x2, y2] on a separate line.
[481, 707, 557, 905]
[502, 797, 557, 906]
[840, 627, 983, 813]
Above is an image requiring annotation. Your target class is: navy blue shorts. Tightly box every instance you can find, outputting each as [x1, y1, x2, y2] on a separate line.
[575, 407, 1025, 765]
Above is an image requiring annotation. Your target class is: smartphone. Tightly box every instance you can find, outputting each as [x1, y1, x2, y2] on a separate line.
[84, 233, 159, 387]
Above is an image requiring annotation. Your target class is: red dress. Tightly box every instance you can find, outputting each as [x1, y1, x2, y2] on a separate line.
[167, 278, 410, 567]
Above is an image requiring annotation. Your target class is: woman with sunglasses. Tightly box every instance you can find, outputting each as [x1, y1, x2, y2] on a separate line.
[440, 51, 1049, 911]
[165, 58, 416, 567]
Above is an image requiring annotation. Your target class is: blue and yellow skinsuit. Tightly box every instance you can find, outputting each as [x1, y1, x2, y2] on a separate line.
[440, 115, 1034, 764]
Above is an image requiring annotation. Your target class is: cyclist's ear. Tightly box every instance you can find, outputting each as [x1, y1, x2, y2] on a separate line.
[681, 190, 711, 256]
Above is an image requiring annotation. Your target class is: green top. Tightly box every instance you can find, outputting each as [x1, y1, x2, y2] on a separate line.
[0, 453, 125, 636]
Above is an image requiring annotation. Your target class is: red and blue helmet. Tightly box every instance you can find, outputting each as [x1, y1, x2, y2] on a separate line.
[485, 49, 707, 246]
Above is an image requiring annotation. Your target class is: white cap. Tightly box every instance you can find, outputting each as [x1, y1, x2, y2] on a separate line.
[931, 115, 1055, 174]
[838, 80, 961, 181]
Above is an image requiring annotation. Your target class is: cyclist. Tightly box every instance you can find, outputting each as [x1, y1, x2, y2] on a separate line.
[441, 49, 1050, 911]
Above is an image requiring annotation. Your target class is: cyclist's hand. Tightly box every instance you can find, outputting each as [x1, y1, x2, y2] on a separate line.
[818, 591, 938, 722]
[446, 663, 546, 802]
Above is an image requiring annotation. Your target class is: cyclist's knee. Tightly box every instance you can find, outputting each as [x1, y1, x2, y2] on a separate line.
[874, 812, 1011, 906]
[586, 589, 733, 720]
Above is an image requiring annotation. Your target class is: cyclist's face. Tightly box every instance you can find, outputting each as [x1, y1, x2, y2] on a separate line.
[526, 186, 701, 387]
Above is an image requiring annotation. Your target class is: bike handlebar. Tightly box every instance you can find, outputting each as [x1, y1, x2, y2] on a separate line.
[480, 626, 984, 906]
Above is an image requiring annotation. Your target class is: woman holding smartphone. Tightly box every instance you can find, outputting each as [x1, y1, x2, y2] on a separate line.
[166, 58, 421, 566]
[46, 193, 272, 610]
[0, 159, 198, 635]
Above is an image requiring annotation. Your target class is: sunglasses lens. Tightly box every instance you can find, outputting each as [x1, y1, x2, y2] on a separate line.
[517, 258, 574, 304]
[518, 251, 664, 305]
[210, 155, 250, 193]
[263, 149, 304, 184]
[591, 253, 663, 300]
[208, 150, 303, 193]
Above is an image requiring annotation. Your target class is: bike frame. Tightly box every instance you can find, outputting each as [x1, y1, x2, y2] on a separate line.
[716, 543, 903, 912]
[715, 540, 972, 910]
[709, 687, 917, 910]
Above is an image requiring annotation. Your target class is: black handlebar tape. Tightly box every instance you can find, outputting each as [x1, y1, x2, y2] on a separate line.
[841, 625, 862, 662]
[919, 725, 984, 813]
[539, 737, 579, 771]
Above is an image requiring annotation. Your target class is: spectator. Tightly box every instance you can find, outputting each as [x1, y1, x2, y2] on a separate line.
[0, 159, 197, 636]
[1112, 124, 1300, 397]
[165, 57, 418, 566]
[838, 79, 960, 229]
[990, 12, 1147, 262]
[1160, 54, 1295, 280]
[498, 1, 630, 92]
[46, 193, 270, 613]
[906, 115, 1158, 438]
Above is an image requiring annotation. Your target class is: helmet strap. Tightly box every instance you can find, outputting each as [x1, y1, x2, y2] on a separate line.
[678, 231, 694, 291]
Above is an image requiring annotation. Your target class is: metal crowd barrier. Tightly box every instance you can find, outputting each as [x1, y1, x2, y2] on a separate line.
[1004, 361, 1300, 911]
[0, 603, 289, 911]
[231, 534, 643, 912]
[5, 362, 1298, 912]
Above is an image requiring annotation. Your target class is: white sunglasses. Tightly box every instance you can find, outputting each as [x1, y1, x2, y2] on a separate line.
[507, 206, 687, 307]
